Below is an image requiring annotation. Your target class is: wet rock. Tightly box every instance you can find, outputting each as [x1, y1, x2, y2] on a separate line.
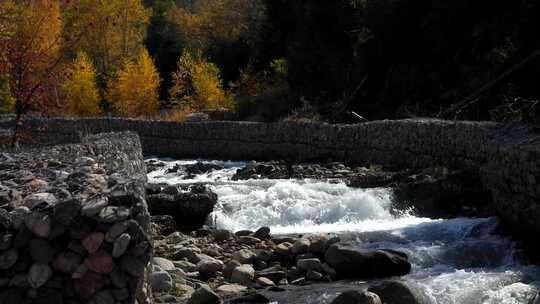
[187, 285, 221, 304]
[147, 188, 218, 231]
[174, 260, 198, 273]
[306, 270, 324, 281]
[229, 292, 271, 303]
[291, 238, 310, 255]
[216, 284, 247, 296]
[255, 268, 286, 284]
[224, 260, 242, 280]
[173, 247, 202, 263]
[275, 242, 293, 255]
[331, 290, 382, 304]
[231, 264, 255, 285]
[153, 257, 176, 272]
[239, 236, 261, 245]
[235, 230, 253, 237]
[256, 277, 275, 287]
[120, 255, 146, 276]
[253, 227, 271, 240]
[297, 258, 323, 273]
[232, 249, 256, 264]
[151, 270, 173, 292]
[325, 244, 411, 279]
[185, 162, 224, 175]
[308, 235, 329, 253]
[197, 255, 224, 277]
[212, 229, 235, 242]
[368, 280, 431, 304]
[28, 263, 53, 288]
[151, 215, 177, 236]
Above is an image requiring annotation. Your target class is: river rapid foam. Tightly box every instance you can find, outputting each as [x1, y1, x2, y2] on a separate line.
[148, 158, 540, 304]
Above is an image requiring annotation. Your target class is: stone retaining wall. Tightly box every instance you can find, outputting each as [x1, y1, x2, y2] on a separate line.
[2, 116, 539, 256]
[0, 131, 152, 304]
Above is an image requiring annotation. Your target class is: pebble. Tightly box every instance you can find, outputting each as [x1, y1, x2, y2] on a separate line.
[216, 283, 247, 296]
[187, 285, 221, 304]
[151, 270, 173, 292]
[232, 249, 256, 264]
[23, 193, 57, 209]
[230, 264, 255, 285]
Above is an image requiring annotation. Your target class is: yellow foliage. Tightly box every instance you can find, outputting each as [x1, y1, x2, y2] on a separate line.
[62, 52, 101, 116]
[107, 50, 161, 117]
[168, 0, 265, 52]
[63, 0, 151, 76]
[0, 0, 64, 112]
[169, 52, 232, 112]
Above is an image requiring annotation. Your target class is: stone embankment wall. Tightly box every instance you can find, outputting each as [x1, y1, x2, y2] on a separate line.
[0, 131, 152, 304]
[2, 116, 539, 255]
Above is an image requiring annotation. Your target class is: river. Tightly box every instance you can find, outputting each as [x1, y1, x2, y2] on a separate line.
[147, 159, 540, 304]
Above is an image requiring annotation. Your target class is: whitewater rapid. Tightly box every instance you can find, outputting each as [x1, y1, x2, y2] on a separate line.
[147, 159, 540, 304]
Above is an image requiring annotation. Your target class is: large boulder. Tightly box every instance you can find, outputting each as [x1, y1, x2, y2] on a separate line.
[147, 185, 217, 231]
[325, 243, 411, 279]
[367, 280, 432, 304]
[331, 290, 382, 304]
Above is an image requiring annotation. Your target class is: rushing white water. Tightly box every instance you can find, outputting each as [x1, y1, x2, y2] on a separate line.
[147, 158, 540, 304]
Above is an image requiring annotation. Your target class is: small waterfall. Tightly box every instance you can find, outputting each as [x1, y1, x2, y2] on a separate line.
[148, 158, 540, 304]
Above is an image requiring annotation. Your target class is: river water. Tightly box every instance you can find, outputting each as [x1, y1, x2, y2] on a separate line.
[147, 159, 540, 304]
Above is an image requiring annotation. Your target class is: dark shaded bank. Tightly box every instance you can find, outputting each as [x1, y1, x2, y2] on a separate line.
[1, 116, 539, 259]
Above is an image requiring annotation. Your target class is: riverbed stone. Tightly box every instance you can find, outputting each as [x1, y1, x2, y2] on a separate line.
[216, 284, 247, 296]
[232, 249, 256, 264]
[151, 270, 173, 292]
[325, 244, 411, 279]
[197, 255, 224, 277]
[187, 285, 221, 304]
[297, 258, 323, 272]
[230, 264, 255, 285]
[368, 280, 431, 304]
[253, 227, 271, 240]
[292, 238, 310, 255]
[331, 290, 382, 304]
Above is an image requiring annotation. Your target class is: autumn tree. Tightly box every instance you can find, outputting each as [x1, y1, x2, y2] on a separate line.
[169, 51, 231, 112]
[63, 0, 151, 80]
[0, 0, 64, 145]
[106, 50, 161, 117]
[62, 52, 101, 116]
[167, 0, 266, 83]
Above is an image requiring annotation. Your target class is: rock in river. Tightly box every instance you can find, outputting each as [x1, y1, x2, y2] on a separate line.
[325, 243, 411, 279]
